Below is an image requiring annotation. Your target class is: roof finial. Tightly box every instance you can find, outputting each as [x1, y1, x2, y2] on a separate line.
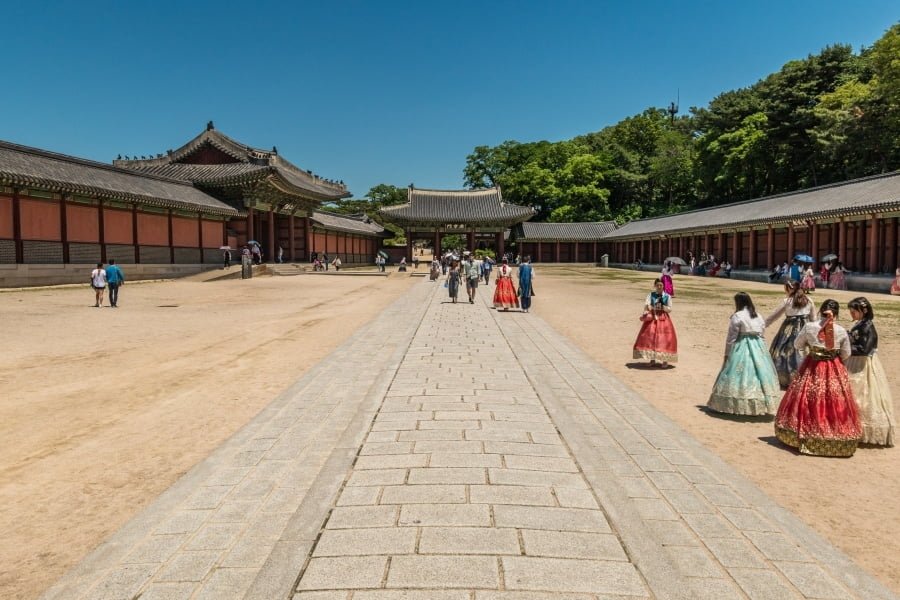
[206, 120, 215, 131]
[116, 154, 122, 160]
[272, 146, 278, 154]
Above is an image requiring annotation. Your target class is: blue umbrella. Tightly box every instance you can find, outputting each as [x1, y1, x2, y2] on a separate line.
[794, 253, 814, 263]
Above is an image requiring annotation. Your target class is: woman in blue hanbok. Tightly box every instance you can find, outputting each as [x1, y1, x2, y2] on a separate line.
[517, 256, 534, 312]
[707, 292, 781, 416]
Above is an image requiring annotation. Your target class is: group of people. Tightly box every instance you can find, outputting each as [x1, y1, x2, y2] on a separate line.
[432, 253, 534, 312]
[632, 272, 895, 457]
[767, 260, 847, 291]
[89, 260, 125, 308]
[686, 251, 732, 277]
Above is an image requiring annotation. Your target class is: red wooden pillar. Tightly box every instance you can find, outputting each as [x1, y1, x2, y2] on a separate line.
[716, 231, 724, 260]
[593, 241, 597, 262]
[787, 224, 795, 264]
[197, 212, 204, 264]
[766, 225, 774, 268]
[267, 207, 276, 263]
[496, 231, 505, 259]
[288, 214, 296, 261]
[167, 208, 174, 263]
[60, 195, 70, 264]
[868, 214, 879, 273]
[305, 217, 313, 261]
[247, 206, 255, 245]
[11, 187, 22, 263]
[887, 218, 898, 272]
[467, 230, 474, 251]
[855, 220, 865, 271]
[810, 221, 819, 267]
[748, 229, 757, 270]
[838, 218, 847, 266]
[732, 230, 741, 267]
[433, 229, 440, 256]
[133, 204, 141, 264]
[574, 242, 580, 263]
[555, 241, 560, 263]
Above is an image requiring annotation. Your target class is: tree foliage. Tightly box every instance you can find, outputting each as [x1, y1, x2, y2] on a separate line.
[461, 23, 900, 225]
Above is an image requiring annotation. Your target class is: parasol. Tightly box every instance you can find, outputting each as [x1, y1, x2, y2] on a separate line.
[664, 256, 687, 265]
[793, 253, 814, 263]
[219, 245, 232, 251]
[821, 253, 838, 262]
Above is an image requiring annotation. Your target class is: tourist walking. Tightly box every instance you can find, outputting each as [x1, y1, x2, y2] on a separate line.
[332, 256, 342, 271]
[90, 262, 107, 308]
[774, 299, 862, 457]
[766, 280, 817, 389]
[399, 257, 407, 272]
[707, 292, 780, 416]
[632, 278, 677, 367]
[413, 255, 419, 270]
[800, 264, 816, 291]
[891, 268, 900, 295]
[251, 243, 262, 265]
[661, 261, 675, 297]
[277, 245, 284, 264]
[463, 254, 480, 304]
[829, 262, 847, 290]
[429, 258, 441, 281]
[446, 260, 461, 303]
[106, 259, 125, 308]
[481, 256, 494, 284]
[492, 258, 519, 310]
[517, 256, 534, 313]
[223, 248, 232, 269]
[845, 297, 895, 446]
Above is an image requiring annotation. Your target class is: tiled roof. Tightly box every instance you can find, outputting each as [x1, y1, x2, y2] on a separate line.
[602, 171, 900, 240]
[0, 140, 239, 216]
[379, 187, 535, 225]
[114, 127, 350, 201]
[513, 221, 618, 241]
[310, 210, 388, 237]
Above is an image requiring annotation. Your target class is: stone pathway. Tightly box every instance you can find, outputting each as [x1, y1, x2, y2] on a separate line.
[42, 279, 896, 600]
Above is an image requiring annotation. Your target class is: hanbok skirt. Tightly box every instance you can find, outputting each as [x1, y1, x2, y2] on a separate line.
[430, 267, 440, 281]
[769, 316, 808, 389]
[448, 276, 460, 299]
[845, 353, 895, 446]
[493, 277, 519, 308]
[774, 353, 862, 457]
[708, 335, 780, 415]
[891, 277, 900, 296]
[661, 274, 674, 296]
[830, 271, 846, 290]
[633, 312, 678, 363]
[800, 274, 815, 291]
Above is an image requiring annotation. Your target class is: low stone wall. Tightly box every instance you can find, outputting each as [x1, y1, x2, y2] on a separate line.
[0, 263, 221, 288]
[609, 263, 894, 294]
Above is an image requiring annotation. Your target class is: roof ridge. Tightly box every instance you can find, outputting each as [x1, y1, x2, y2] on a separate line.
[627, 170, 900, 225]
[0, 139, 201, 188]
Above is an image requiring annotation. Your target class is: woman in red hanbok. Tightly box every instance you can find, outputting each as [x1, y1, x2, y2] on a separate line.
[492, 258, 519, 310]
[633, 279, 678, 367]
[774, 299, 862, 457]
[891, 268, 900, 296]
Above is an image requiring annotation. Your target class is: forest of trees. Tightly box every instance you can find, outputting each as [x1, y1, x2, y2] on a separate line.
[330, 24, 900, 230]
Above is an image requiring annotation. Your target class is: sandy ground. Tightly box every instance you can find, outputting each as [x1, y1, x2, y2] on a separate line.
[532, 266, 900, 593]
[3, 264, 899, 598]
[0, 269, 417, 600]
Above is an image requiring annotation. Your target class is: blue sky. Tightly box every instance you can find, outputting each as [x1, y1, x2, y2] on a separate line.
[1, 1, 896, 198]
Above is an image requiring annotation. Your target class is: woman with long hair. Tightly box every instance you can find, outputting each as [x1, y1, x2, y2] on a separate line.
[633, 278, 677, 367]
[707, 293, 780, 416]
[890, 268, 900, 296]
[446, 260, 461, 303]
[830, 261, 847, 290]
[492, 257, 519, 310]
[774, 299, 861, 457]
[800, 264, 816, 292]
[846, 297, 895, 446]
[766, 280, 817, 389]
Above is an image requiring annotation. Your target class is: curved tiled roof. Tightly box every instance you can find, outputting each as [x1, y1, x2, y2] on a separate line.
[602, 171, 900, 240]
[379, 187, 535, 225]
[513, 221, 618, 241]
[0, 140, 239, 216]
[310, 211, 388, 237]
[114, 127, 350, 201]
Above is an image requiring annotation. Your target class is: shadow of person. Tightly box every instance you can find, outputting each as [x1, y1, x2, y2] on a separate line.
[757, 435, 796, 452]
[625, 362, 658, 370]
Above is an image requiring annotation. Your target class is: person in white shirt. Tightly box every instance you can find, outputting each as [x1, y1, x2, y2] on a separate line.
[766, 280, 817, 389]
[774, 299, 862, 457]
[707, 292, 780, 415]
[90, 262, 107, 308]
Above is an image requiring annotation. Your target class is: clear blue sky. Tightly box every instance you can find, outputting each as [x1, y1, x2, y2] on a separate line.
[2, 1, 896, 198]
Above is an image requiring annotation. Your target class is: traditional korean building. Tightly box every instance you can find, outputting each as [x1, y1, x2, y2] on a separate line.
[0, 124, 387, 285]
[511, 221, 618, 262]
[378, 186, 535, 257]
[601, 171, 900, 274]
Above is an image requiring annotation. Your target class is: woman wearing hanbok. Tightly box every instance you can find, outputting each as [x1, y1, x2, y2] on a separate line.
[707, 293, 781, 416]
[845, 297, 895, 446]
[819, 263, 831, 288]
[633, 279, 678, 367]
[766, 280, 817, 389]
[446, 260, 461, 303]
[774, 299, 862, 457]
[661, 261, 675, 296]
[517, 256, 534, 313]
[492, 257, 519, 310]
[830, 262, 847, 290]
[800, 265, 816, 292]
[429, 258, 441, 281]
[890, 268, 900, 295]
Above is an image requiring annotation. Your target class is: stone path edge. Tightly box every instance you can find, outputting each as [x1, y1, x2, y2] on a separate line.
[242, 283, 434, 600]
[39, 281, 433, 600]
[500, 306, 896, 600]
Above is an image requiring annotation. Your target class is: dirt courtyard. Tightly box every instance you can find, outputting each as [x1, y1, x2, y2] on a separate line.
[2, 265, 899, 598]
